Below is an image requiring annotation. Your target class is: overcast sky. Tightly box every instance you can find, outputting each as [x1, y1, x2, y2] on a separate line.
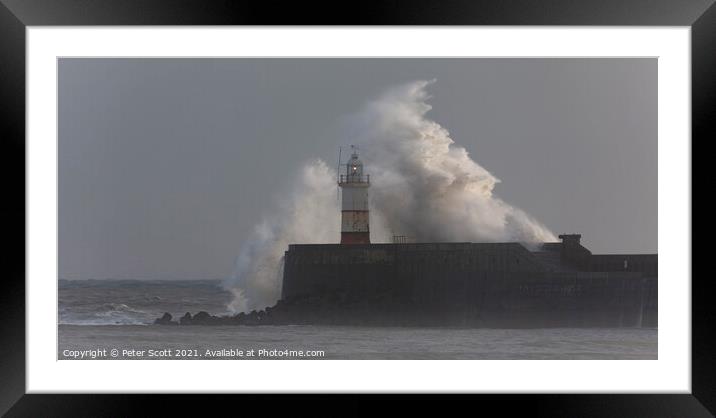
[59, 58, 656, 280]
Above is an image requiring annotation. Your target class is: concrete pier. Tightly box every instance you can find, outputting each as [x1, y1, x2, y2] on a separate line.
[280, 238, 657, 327]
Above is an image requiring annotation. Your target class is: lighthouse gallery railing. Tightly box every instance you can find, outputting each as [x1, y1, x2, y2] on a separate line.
[338, 174, 370, 184]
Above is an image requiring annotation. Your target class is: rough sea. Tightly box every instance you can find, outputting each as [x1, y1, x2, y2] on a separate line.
[58, 279, 657, 360]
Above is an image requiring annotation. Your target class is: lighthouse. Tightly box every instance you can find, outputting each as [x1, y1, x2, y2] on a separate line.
[338, 146, 370, 244]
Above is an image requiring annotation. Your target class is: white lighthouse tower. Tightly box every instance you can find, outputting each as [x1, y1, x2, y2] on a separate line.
[338, 146, 370, 244]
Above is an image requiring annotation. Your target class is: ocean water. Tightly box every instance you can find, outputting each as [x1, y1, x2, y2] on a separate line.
[58, 279, 657, 360]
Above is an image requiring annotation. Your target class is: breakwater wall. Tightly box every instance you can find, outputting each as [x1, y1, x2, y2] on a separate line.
[280, 243, 657, 328]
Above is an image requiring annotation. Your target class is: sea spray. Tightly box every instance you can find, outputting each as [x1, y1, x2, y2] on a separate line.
[225, 161, 339, 312]
[224, 80, 556, 312]
[350, 79, 556, 245]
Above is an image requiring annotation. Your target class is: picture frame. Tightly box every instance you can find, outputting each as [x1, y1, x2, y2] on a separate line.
[1, 0, 711, 415]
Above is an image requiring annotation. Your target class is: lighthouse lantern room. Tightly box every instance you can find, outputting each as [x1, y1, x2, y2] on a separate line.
[338, 146, 370, 244]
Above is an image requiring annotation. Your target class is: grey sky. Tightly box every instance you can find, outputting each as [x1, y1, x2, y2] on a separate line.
[59, 58, 656, 280]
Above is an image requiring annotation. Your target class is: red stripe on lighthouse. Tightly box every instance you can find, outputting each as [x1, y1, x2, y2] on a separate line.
[341, 232, 371, 244]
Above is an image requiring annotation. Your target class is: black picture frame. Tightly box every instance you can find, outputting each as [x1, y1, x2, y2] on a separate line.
[0, 0, 711, 415]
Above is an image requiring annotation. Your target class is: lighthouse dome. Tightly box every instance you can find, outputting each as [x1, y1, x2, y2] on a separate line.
[347, 152, 363, 176]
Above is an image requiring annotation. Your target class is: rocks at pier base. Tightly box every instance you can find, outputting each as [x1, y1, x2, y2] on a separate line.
[180, 311, 215, 325]
[153, 312, 178, 325]
[162, 309, 273, 326]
